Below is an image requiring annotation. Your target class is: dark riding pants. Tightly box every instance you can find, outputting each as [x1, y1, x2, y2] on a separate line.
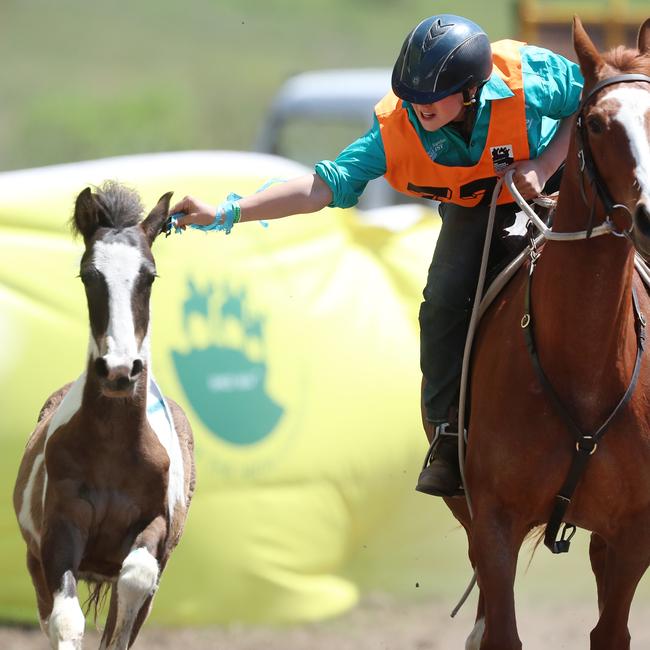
[419, 166, 563, 424]
[420, 201, 520, 424]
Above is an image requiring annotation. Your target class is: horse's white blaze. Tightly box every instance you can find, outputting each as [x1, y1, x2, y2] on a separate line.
[93, 240, 146, 369]
[18, 453, 44, 544]
[48, 590, 85, 647]
[604, 86, 650, 200]
[465, 617, 485, 650]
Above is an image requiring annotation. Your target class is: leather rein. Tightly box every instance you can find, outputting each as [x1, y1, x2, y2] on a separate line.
[522, 72, 650, 554]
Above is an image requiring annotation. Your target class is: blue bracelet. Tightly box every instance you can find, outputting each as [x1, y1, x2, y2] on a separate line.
[190, 199, 240, 235]
[183, 181, 286, 236]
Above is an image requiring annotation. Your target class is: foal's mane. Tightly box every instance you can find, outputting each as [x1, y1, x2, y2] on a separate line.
[71, 181, 144, 235]
[602, 45, 650, 75]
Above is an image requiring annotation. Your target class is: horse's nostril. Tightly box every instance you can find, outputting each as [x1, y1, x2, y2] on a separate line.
[94, 357, 109, 378]
[115, 376, 131, 391]
[131, 359, 144, 378]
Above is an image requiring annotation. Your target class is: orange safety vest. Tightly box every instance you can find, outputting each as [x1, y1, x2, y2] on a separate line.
[375, 39, 530, 208]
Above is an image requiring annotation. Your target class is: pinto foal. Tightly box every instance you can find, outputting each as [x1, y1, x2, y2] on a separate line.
[14, 183, 195, 649]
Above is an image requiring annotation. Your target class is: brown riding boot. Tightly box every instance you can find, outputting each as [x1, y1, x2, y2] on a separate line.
[416, 428, 462, 497]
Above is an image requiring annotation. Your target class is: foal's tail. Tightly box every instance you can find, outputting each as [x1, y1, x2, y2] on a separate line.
[83, 579, 112, 628]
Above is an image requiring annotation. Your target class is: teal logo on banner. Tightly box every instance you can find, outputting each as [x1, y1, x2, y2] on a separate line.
[172, 279, 284, 445]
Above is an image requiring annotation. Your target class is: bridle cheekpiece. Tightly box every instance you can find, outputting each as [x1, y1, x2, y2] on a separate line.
[575, 73, 650, 237]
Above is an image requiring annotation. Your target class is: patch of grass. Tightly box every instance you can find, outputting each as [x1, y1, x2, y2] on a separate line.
[0, 0, 516, 171]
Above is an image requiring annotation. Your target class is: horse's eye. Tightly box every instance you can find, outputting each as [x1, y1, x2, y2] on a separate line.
[586, 116, 605, 134]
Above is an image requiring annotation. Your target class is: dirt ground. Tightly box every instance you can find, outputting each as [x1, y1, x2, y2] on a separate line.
[3, 595, 650, 650]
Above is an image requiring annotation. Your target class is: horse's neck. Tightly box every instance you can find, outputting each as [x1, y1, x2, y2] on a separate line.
[531, 169, 638, 423]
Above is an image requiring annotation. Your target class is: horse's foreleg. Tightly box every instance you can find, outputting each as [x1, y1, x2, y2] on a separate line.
[465, 592, 485, 650]
[589, 530, 650, 650]
[26, 548, 53, 635]
[589, 532, 609, 614]
[444, 498, 485, 650]
[40, 519, 87, 650]
[470, 509, 523, 650]
[106, 515, 167, 650]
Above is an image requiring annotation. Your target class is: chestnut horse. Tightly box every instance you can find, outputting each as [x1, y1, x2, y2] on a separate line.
[13, 183, 195, 649]
[438, 17, 650, 650]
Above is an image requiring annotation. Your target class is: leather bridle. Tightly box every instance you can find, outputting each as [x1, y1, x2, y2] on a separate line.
[574, 73, 650, 237]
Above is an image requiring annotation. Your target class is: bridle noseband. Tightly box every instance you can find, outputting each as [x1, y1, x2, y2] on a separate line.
[575, 73, 650, 237]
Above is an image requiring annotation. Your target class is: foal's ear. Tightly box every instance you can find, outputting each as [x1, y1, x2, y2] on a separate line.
[573, 16, 604, 87]
[73, 187, 99, 240]
[638, 18, 650, 55]
[141, 191, 173, 245]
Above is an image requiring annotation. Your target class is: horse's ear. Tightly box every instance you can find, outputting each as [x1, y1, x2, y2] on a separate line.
[573, 16, 604, 86]
[638, 18, 650, 54]
[73, 187, 99, 240]
[141, 191, 173, 245]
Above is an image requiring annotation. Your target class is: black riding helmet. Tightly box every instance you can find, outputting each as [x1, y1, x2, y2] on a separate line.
[392, 15, 493, 105]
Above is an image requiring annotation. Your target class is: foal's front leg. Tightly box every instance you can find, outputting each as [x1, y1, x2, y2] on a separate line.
[40, 516, 88, 650]
[104, 515, 167, 650]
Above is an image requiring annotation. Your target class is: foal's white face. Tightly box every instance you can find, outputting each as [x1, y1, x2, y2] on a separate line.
[73, 184, 172, 398]
[82, 230, 156, 397]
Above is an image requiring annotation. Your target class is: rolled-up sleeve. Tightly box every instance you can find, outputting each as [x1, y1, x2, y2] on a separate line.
[523, 45, 584, 119]
[315, 115, 388, 208]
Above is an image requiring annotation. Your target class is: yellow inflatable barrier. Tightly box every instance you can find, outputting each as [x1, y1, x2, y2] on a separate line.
[0, 151, 465, 626]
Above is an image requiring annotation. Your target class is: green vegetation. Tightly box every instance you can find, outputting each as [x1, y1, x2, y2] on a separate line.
[0, 0, 516, 171]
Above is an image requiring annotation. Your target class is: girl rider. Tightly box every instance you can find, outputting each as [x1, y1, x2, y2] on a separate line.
[170, 15, 584, 497]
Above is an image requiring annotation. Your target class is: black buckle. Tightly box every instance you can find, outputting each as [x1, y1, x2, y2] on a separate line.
[552, 522, 577, 554]
[576, 435, 598, 455]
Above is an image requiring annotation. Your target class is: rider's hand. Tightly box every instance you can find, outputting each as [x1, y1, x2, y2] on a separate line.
[502, 159, 550, 201]
[168, 196, 219, 229]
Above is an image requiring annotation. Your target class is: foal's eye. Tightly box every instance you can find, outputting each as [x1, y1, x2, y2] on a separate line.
[586, 116, 605, 134]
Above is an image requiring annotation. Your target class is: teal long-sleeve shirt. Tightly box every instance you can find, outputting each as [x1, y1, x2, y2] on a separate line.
[315, 44, 584, 208]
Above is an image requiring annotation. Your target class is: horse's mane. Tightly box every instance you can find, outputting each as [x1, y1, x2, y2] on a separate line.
[603, 45, 650, 75]
[71, 180, 144, 235]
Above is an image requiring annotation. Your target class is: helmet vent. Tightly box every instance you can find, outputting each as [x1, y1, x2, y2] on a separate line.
[424, 18, 452, 51]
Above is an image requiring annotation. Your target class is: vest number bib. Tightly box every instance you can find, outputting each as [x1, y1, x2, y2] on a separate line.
[407, 177, 499, 207]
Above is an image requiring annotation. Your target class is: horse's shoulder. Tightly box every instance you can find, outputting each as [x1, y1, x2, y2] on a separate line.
[164, 397, 194, 446]
[37, 382, 74, 424]
[162, 395, 196, 506]
[20, 383, 72, 455]
[480, 260, 531, 330]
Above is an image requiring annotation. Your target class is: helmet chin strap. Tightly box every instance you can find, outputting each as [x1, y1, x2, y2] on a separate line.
[462, 88, 476, 106]
[458, 87, 479, 139]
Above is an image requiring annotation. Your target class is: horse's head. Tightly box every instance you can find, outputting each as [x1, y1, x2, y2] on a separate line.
[72, 182, 172, 398]
[572, 17, 650, 254]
